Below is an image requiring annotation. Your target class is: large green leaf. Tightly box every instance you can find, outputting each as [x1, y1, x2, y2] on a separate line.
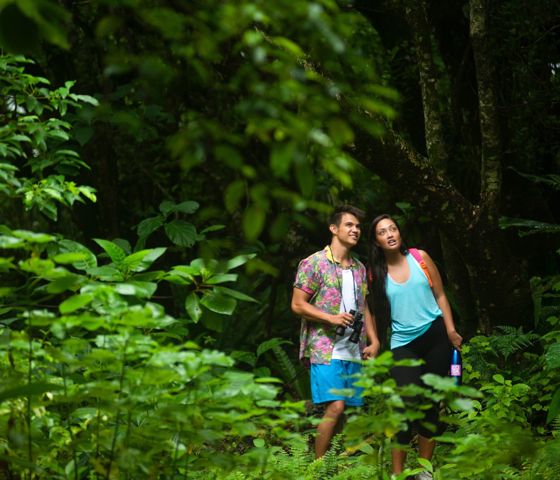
[164, 220, 197, 247]
[185, 291, 202, 323]
[200, 291, 237, 315]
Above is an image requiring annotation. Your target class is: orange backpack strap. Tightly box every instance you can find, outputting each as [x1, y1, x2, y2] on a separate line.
[409, 248, 433, 287]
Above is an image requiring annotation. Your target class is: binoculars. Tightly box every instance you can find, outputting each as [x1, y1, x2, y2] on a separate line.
[335, 309, 363, 344]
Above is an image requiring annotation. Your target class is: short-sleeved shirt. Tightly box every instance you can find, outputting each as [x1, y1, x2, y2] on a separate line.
[294, 246, 368, 365]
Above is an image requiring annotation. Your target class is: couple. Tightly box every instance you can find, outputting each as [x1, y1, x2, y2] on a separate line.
[291, 205, 463, 478]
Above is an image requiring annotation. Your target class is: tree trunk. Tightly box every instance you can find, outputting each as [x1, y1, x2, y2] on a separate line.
[354, 129, 532, 332]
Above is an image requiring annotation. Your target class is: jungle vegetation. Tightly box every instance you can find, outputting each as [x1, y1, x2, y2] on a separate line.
[0, 0, 559, 478]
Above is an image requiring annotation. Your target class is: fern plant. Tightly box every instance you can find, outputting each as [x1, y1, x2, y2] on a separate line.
[489, 325, 540, 361]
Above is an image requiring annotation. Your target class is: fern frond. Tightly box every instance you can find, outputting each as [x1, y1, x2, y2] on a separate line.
[271, 344, 310, 399]
[528, 439, 560, 479]
[489, 326, 540, 360]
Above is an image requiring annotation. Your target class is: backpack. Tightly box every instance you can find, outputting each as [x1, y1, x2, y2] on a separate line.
[367, 247, 433, 287]
[408, 248, 433, 287]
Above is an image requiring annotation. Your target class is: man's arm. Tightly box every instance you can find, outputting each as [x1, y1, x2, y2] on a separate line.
[291, 287, 354, 328]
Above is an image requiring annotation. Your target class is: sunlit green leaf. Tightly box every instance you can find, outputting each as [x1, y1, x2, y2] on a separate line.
[59, 293, 93, 314]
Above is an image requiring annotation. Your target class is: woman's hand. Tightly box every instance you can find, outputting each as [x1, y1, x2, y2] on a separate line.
[448, 330, 463, 350]
[362, 341, 380, 360]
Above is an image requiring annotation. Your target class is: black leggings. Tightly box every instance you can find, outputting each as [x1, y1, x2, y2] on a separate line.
[391, 317, 451, 445]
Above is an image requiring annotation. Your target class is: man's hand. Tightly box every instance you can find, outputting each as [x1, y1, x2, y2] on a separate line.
[362, 341, 380, 360]
[328, 312, 355, 327]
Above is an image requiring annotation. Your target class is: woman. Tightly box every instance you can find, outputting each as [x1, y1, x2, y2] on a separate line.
[367, 214, 462, 479]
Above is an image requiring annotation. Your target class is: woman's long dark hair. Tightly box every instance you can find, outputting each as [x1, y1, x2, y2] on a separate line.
[367, 214, 408, 347]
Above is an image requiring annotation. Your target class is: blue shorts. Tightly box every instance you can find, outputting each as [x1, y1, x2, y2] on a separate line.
[310, 359, 364, 407]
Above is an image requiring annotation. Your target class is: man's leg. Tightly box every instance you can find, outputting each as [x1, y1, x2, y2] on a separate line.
[315, 399, 345, 458]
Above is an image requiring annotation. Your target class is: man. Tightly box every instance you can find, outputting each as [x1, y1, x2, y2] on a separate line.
[291, 204, 380, 458]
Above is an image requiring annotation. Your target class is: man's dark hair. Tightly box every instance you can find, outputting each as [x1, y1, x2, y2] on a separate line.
[328, 204, 365, 227]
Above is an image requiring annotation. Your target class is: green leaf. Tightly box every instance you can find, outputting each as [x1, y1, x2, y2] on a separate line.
[257, 338, 291, 358]
[57, 240, 97, 270]
[13, 230, 55, 243]
[199, 224, 225, 234]
[226, 253, 256, 270]
[137, 215, 165, 238]
[230, 350, 257, 367]
[418, 458, 433, 473]
[200, 291, 237, 315]
[159, 200, 199, 215]
[185, 292, 202, 323]
[295, 159, 315, 198]
[242, 205, 265, 241]
[93, 238, 127, 264]
[121, 247, 166, 273]
[86, 265, 123, 281]
[224, 179, 245, 213]
[46, 274, 83, 294]
[171, 200, 200, 214]
[215, 286, 258, 303]
[52, 252, 91, 264]
[493, 374, 505, 384]
[164, 220, 197, 247]
[59, 293, 93, 314]
[114, 281, 157, 298]
[206, 273, 238, 285]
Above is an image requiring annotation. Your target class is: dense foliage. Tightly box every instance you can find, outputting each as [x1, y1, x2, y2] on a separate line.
[0, 0, 559, 478]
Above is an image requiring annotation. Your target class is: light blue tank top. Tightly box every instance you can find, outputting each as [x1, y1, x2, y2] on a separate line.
[388, 252, 442, 349]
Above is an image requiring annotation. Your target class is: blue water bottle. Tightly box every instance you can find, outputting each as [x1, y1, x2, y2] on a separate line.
[450, 347, 462, 385]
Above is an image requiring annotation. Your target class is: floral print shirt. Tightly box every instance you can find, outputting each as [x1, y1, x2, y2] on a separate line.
[294, 246, 368, 365]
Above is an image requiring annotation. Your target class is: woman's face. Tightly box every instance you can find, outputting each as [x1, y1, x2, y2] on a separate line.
[374, 218, 401, 251]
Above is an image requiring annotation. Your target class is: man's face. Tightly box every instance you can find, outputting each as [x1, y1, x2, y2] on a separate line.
[330, 213, 361, 246]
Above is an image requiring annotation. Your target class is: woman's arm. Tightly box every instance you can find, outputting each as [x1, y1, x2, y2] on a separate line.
[419, 250, 463, 350]
[362, 302, 380, 359]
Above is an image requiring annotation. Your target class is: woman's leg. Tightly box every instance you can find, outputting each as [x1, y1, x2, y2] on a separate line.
[391, 345, 422, 473]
